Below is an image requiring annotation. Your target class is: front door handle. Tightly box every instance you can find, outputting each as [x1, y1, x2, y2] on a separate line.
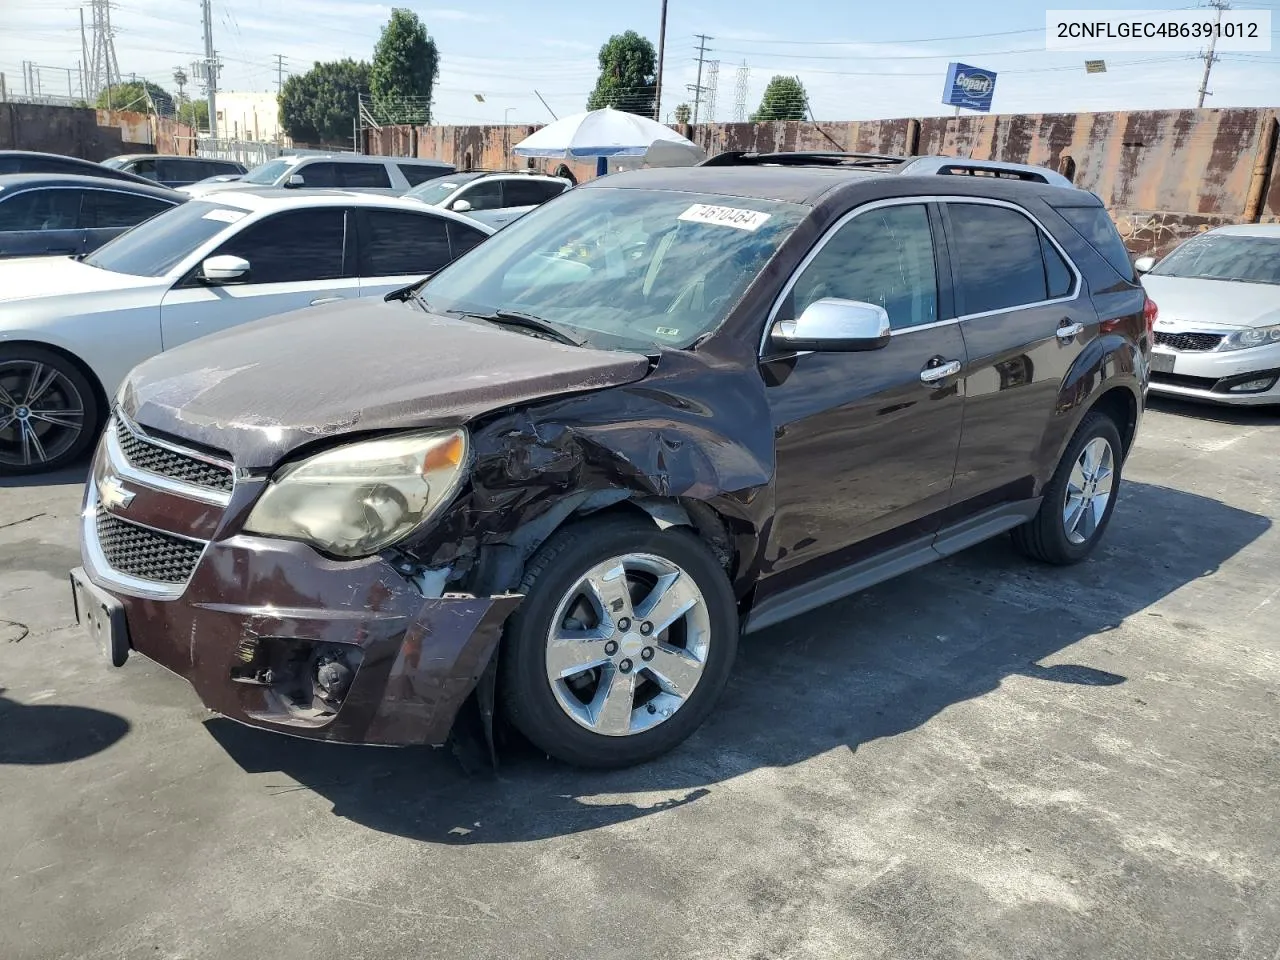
[919, 358, 962, 385]
[310, 296, 345, 306]
[1056, 321, 1085, 341]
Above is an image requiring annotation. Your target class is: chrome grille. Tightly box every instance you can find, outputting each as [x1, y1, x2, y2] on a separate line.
[115, 419, 234, 493]
[1154, 331, 1223, 352]
[94, 506, 204, 584]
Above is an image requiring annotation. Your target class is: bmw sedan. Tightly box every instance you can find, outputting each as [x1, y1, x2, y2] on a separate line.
[1138, 225, 1280, 406]
[0, 190, 493, 473]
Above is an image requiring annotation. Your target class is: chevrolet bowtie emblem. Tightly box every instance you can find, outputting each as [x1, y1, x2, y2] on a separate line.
[100, 475, 136, 511]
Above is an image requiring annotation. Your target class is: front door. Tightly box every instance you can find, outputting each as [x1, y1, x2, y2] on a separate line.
[160, 207, 358, 349]
[759, 201, 966, 598]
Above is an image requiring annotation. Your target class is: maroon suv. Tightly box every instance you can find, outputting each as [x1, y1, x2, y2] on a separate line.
[72, 156, 1152, 768]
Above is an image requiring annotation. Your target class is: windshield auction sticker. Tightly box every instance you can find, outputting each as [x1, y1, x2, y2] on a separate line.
[1047, 9, 1271, 51]
[202, 208, 247, 223]
[678, 204, 772, 232]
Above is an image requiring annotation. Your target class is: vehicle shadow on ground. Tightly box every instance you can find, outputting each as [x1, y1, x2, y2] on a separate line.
[1146, 395, 1279, 426]
[208, 479, 1269, 845]
[0, 464, 88, 489]
[0, 689, 130, 764]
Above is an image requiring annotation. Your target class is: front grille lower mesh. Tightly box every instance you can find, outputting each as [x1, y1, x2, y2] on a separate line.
[115, 422, 234, 493]
[95, 507, 204, 584]
[1154, 331, 1224, 352]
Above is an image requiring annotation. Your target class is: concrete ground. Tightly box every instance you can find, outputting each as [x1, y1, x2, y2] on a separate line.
[1, 398, 1278, 960]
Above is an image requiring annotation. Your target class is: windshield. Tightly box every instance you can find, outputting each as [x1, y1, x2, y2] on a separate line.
[1152, 234, 1280, 285]
[240, 158, 293, 185]
[405, 174, 479, 205]
[99, 157, 129, 169]
[84, 201, 245, 277]
[419, 187, 807, 351]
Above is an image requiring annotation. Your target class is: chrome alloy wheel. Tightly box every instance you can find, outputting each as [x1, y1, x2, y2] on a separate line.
[0, 360, 86, 468]
[544, 553, 712, 737]
[1062, 436, 1115, 545]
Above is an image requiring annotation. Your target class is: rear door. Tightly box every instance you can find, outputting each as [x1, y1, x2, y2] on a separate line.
[0, 188, 85, 258]
[940, 199, 1094, 513]
[80, 188, 177, 253]
[159, 206, 357, 348]
[354, 208, 455, 296]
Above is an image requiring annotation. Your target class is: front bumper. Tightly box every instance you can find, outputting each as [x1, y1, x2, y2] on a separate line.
[77, 416, 521, 746]
[1149, 339, 1280, 406]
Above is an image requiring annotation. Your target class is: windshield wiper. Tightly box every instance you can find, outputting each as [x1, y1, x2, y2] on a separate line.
[466, 309, 585, 347]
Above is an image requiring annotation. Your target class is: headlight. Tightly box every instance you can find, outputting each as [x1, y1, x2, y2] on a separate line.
[244, 429, 468, 558]
[1220, 324, 1280, 352]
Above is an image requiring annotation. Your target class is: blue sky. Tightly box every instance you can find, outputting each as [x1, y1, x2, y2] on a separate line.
[2, 0, 1277, 125]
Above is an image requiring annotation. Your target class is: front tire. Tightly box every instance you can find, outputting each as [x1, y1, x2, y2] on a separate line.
[0, 346, 100, 475]
[499, 515, 738, 768]
[1013, 411, 1124, 565]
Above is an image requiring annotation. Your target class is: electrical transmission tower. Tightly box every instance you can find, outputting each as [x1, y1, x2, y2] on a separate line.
[274, 54, 287, 95]
[733, 61, 749, 122]
[689, 34, 713, 124]
[703, 60, 720, 123]
[81, 0, 121, 103]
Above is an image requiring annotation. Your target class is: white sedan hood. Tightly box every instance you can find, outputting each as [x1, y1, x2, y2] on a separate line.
[1141, 274, 1280, 330]
[0, 255, 164, 303]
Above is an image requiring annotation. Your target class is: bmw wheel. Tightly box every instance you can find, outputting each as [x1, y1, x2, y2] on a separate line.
[0, 346, 100, 475]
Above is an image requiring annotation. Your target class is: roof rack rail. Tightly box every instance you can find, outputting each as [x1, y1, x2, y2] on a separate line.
[699, 151, 909, 168]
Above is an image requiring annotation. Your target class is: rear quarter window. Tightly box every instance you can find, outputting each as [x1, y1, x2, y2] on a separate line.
[1055, 205, 1135, 282]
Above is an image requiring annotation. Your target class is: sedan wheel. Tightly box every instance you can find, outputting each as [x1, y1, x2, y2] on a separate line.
[0, 353, 94, 473]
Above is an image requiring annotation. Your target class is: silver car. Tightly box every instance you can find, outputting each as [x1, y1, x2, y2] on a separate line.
[1138, 225, 1280, 406]
[404, 171, 571, 228]
[181, 154, 455, 198]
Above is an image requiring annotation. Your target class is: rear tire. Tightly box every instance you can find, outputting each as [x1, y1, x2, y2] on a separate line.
[499, 515, 738, 768]
[1012, 411, 1124, 565]
[0, 345, 100, 475]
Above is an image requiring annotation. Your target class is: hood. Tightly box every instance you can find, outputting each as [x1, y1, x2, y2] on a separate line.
[121, 299, 652, 469]
[0, 255, 162, 303]
[1141, 274, 1280, 329]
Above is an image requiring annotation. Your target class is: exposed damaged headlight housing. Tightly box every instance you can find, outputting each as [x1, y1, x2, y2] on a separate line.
[1220, 323, 1280, 352]
[244, 429, 468, 558]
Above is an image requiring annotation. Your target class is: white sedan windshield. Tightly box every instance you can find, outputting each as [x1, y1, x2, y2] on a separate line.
[84, 201, 245, 277]
[1153, 235, 1280, 285]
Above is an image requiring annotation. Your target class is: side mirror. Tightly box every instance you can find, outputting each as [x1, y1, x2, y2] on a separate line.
[284, 174, 305, 187]
[451, 198, 473, 212]
[1133, 255, 1156, 274]
[769, 298, 891, 352]
[201, 255, 250, 282]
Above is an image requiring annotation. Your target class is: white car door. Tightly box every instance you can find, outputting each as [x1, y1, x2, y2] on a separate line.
[159, 206, 359, 349]
[355, 208, 485, 297]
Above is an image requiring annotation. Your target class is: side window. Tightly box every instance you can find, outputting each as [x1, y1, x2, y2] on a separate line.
[294, 162, 340, 187]
[790, 203, 937, 331]
[210, 208, 346, 283]
[398, 164, 450, 187]
[83, 191, 173, 228]
[504, 179, 556, 207]
[211, 160, 243, 176]
[947, 203, 1059, 315]
[1056, 205, 1135, 281]
[0, 189, 82, 231]
[448, 221, 488, 257]
[457, 180, 503, 211]
[154, 158, 183, 182]
[1040, 232, 1073, 298]
[128, 158, 160, 180]
[339, 163, 392, 188]
[359, 210, 452, 276]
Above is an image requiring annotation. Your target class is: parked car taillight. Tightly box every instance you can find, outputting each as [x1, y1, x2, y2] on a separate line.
[1143, 296, 1158, 334]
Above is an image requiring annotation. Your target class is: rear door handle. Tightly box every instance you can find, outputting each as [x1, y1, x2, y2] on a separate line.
[310, 296, 345, 306]
[919, 358, 962, 385]
[1056, 321, 1085, 341]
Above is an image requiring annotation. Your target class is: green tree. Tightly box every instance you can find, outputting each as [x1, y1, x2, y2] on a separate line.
[97, 80, 174, 116]
[586, 31, 657, 116]
[370, 8, 439, 124]
[674, 102, 691, 124]
[751, 75, 808, 122]
[279, 59, 371, 145]
[177, 99, 209, 130]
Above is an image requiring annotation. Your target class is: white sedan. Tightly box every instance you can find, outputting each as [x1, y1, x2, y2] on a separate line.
[1139, 224, 1280, 406]
[0, 189, 493, 473]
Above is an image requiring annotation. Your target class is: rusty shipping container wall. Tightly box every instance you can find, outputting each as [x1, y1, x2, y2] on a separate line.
[370, 107, 1280, 258]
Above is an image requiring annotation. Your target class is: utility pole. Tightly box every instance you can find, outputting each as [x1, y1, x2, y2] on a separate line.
[654, 0, 669, 121]
[274, 54, 286, 96]
[80, 8, 89, 98]
[200, 0, 219, 138]
[1197, 0, 1229, 108]
[691, 33, 713, 125]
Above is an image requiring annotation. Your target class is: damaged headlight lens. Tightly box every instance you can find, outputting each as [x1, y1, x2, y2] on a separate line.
[244, 429, 468, 558]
